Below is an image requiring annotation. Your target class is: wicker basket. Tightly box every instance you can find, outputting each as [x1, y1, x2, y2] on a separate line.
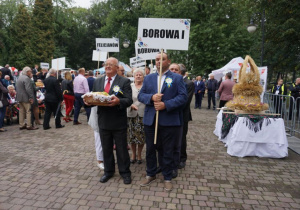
[226, 55, 269, 112]
[82, 92, 112, 106]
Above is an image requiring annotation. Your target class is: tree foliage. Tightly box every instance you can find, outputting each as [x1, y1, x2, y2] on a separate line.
[31, 0, 55, 64]
[9, 4, 34, 68]
[0, 0, 298, 82]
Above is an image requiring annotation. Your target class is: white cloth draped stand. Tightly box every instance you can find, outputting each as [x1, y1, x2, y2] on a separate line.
[214, 111, 288, 158]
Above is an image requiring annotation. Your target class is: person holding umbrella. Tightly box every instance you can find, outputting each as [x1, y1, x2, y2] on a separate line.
[43, 68, 64, 130]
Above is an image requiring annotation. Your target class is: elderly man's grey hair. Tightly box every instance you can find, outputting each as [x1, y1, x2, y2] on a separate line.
[133, 68, 145, 77]
[22, 66, 32, 75]
[48, 68, 57, 75]
[46, 68, 57, 78]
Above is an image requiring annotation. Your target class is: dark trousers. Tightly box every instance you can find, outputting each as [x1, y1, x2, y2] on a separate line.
[180, 121, 189, 163]
[144, 124, 180, 180]
[207, 91, 216, 108]
[289, 97, 300, 120]
[173, 126, 183, 170]
[195, 93, 203, 108]
[219, 100, 228, 108]
[74, 93, 91, 122]
[43, 101, 61, 128]
[99, 128, 131, 178]
[273, 96, 283, 114]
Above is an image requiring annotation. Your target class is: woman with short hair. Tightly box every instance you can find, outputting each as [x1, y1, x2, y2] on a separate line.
[127, 68, 146, 164]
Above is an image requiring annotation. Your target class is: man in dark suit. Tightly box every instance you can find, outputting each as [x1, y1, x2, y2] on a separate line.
[32, 64, 39, 82]
[138, 53, 187, 191]
[85, 57, 133, 185]
[207, 74, 218, 110]
[194, 76, 205, 109]
[0, 64, 13, 81]
[87, 70, 95, 91]
[178, 64, 194, 169]
[43, 69, 64, 130]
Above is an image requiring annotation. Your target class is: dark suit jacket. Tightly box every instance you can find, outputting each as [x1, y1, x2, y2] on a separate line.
[0, 67, 13, 80]
[138, 71, 187, 126]
[87, 77, 95, 92]
[183, 77, 195, 122]
[44, 76, 63, 103]
[194, 80, 205, 94]
[93, 74, 132, 130]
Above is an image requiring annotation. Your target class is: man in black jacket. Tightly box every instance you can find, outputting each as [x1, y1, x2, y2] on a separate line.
[207, 74, 218, 110]
[178, 64, 194, 169]
[289, 78, 300, 120]
[0, 64, 13, 80]
[43, 68, 64, 130]
[86, 57, 133, 185]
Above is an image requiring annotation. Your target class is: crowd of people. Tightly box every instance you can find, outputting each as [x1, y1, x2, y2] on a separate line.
[1, 54, 300, 192]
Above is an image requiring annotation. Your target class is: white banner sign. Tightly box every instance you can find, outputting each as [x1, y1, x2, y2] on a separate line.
[137, 18, 191, 50]
[92, 50, 108, 61]
[130, 56, 146, 67]
[96, 38, 119, 52]
[135, 41, 167, 60]
[51, 57, 65, 70]
[40, 62, 49, 69]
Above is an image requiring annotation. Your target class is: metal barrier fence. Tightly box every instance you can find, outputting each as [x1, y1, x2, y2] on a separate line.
[293, 97, 300, 136]
[263, 92, 300, 136]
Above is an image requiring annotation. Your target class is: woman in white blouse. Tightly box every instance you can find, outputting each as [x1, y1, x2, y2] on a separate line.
[127, 68, 146, 164]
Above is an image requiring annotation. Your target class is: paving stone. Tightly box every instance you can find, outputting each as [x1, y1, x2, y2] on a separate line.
[0, 100, 299, 210]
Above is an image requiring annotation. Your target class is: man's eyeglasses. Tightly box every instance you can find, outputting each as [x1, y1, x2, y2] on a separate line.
[104, 63, 118, 67]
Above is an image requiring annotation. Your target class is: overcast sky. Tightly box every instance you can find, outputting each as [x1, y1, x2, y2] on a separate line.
[73, 0, 92, 8]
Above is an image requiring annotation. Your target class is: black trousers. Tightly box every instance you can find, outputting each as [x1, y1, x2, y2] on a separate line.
[144, 124, 181, 180]
[180, 121, 189, 163]
[195, 93, 203, 108]
[273, 95, 283, 114]
[289, 97, 300, 120]
[219, 100, 228, 108]
[99, 128, 131, 178]
[173, 126, 183, 170]
[43, 101, 61, 128]
[207, 91, 216, 108]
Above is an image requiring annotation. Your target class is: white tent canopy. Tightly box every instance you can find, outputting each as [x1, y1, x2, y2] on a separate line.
[212, 57, 247, 81]
[211, 56, 268, 101]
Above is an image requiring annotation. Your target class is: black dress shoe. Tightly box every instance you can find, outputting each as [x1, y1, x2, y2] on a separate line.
[207, 107, 210, 109]
[194, 106, 198, 109]
[198, 107, 201, 109]
[56, 125, 65, 129]
[156, 166, 162, 174]
[178, 162, 186, 169]
[43, 127, 51, 130]
[99, 174, 113, 183]
[172, 169, 178, 179]
[123, 176, 132, 185]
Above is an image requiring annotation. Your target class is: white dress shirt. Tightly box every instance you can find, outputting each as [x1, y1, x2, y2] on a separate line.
[104, 74, 117, 90]
[157, 70, 169, 92]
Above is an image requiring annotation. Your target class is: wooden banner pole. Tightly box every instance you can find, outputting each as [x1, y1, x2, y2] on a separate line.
[97, 50, 100, 69]
[154, 49, 164, 145]
[57, 59, 59, 79]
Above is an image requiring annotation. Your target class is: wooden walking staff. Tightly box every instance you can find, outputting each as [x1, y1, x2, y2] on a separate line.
[154, 49, 164, 144]
[97, 50, 101, 69]
[57, 59, 59, 79]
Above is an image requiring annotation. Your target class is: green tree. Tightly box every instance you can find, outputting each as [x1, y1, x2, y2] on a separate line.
[262, 0, 300, 82]
[31, 0, 55, 64]
[9, 4, 34, 68]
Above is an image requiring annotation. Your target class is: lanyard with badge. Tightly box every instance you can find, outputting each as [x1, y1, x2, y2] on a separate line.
[275, 86, 280, 95]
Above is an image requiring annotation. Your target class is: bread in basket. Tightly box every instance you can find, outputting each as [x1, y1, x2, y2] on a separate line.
[82, 92, 113, 106]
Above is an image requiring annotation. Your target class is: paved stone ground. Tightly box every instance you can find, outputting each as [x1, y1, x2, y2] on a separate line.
[1, 99, 300, 210]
